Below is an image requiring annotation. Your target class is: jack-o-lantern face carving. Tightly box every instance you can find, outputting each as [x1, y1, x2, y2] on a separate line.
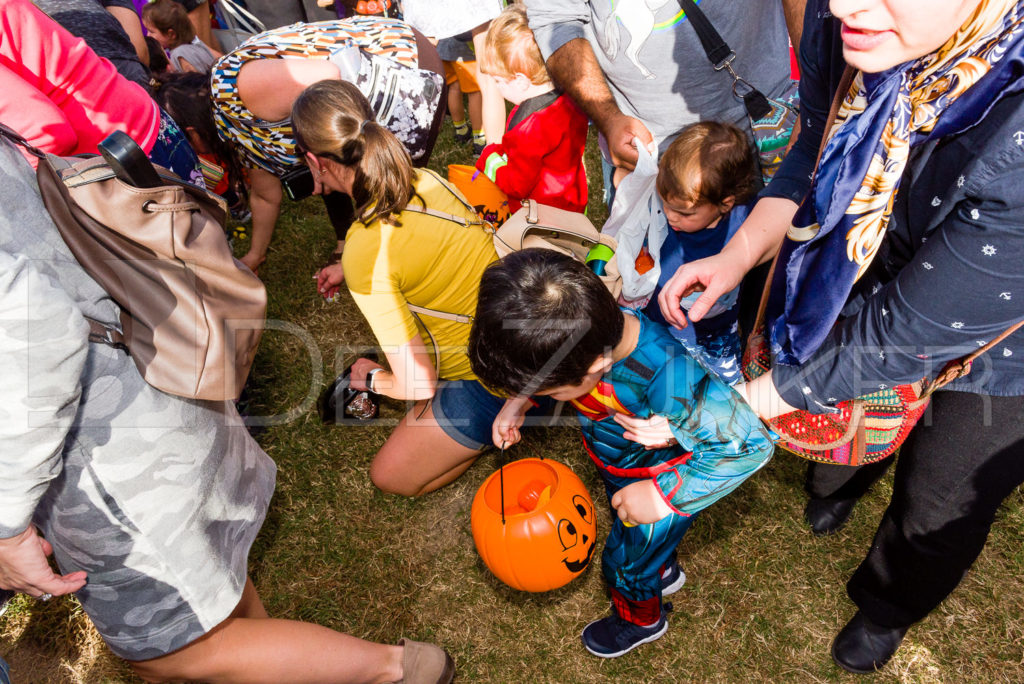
[558, 495, 595, 573]
[471, 458, 598, 592]
[447, 164, 512, 226]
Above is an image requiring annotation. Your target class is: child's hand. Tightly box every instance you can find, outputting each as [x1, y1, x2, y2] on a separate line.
[610, 480, 674, 526]
[492, 396, 531, 449]
[614, 413, 677, 450]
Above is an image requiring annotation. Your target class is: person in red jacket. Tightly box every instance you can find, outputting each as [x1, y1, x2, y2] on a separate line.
[475, 5, 588, 214]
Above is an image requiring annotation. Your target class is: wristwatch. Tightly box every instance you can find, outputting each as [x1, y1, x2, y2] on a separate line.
[367, 367, 384, 394]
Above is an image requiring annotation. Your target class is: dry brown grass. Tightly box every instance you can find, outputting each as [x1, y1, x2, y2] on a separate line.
[3, 125, 1024, 683]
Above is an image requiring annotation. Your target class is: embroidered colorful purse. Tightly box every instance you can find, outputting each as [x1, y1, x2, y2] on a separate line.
[743, 273, 1024, 466]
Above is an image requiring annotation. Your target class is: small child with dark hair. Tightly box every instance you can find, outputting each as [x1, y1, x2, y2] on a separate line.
[469, 248, 774, 658]
[153, 72, 250, 222]
[475, 4, 589, 214]
[643, 120, 758, 384]
[142, 0, 219, 73]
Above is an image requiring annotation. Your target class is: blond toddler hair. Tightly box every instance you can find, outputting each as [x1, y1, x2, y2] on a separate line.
[478, 5, 550, 85]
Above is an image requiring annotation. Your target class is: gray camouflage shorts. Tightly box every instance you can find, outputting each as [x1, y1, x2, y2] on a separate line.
[33, 343, 276, 661]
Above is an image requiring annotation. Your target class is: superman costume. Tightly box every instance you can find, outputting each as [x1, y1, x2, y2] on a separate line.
[476, 90, 589, 214]
[571, 311, 774, 625]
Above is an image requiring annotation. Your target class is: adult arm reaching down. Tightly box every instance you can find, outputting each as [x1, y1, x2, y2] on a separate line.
[0, 251, 90, 598]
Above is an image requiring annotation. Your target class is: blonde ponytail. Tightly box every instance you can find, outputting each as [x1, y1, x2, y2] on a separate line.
[292, 79, 415, 224]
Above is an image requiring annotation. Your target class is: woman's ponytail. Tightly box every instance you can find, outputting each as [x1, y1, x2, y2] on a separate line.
[352, 120, 414, 224]
[292, 80, 414, 224]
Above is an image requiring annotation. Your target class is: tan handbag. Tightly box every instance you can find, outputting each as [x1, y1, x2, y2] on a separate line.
[401, 175, 623, 371]
[403, 173, 623, 299]
[0, 122, 267, 401]
[494, 199, 622, 299]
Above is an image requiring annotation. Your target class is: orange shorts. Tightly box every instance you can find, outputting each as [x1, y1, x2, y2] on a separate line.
[443, 59, 480, 93]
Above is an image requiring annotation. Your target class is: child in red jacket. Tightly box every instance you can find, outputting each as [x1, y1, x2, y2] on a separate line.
[475, 5, 589, 214]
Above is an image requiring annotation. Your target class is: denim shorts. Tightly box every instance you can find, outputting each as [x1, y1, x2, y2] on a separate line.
[432, 379, 559, 450]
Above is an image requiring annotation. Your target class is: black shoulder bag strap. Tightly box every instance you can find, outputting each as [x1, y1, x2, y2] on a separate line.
[676, 0, 774, 120]
[0, 122, 45, 159]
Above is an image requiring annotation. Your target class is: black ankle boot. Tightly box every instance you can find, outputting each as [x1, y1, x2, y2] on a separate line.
[804, 496, 857, 535]
[831, 611, 909, 674]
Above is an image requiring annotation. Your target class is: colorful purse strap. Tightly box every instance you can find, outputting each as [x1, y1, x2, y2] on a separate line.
[918, 319, 1024, 401]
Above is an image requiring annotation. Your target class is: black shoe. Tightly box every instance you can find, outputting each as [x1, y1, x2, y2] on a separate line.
[318, 354, 381, 423]
[831, 611, 908, 674]
[659, 559, 686, 595]
[804, 496, 857, 536]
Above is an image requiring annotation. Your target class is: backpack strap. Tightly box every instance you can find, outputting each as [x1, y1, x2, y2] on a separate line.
[86, 318, 128, 352]
[406, 304, 473, 325]
[396, 172, 481, 371]
[401, 169, 493, 232]
[406, 305, 473, 375]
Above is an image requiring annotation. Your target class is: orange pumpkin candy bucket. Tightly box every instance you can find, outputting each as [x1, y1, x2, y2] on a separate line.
[471, 457, 597, 592]
[447, 164, 515, 226]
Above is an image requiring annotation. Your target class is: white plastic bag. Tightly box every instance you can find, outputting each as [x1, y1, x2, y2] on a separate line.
[601, 140, 668, 306]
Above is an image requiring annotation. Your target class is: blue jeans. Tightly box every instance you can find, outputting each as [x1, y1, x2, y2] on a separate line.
[432, 379, 558, 450]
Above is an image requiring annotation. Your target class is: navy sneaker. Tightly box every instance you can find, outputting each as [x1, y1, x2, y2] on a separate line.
[660, 560, 686, 595]
[581, 607, 670, 658]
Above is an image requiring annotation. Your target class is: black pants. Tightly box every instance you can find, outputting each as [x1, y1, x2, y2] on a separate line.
[807, 391, 1024, 628]
[323, 192, 354, 242]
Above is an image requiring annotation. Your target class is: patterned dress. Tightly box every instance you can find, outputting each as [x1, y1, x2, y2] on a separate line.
[211, 17, 444, 176]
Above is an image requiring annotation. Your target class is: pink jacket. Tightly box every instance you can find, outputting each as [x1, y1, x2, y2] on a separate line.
[0, 0, 159, 165]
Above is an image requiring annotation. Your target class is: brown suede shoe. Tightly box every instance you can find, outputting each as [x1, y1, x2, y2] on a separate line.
[398, 639, 455, 684]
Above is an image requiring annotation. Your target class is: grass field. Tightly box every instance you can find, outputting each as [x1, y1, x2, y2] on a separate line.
[3, 124, 1024, 684]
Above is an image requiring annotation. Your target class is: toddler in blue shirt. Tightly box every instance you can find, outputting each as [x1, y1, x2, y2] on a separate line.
[644, 121, 758, 384]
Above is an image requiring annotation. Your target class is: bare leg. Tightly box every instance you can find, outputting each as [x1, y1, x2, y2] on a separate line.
[129, 578, 404, 684]
[466, 90, 483, 134]
[471, 25, 505, 144]
[369, 400, 482, 496]
[446, 79, 465, 123]
[242, 167, 283, 274]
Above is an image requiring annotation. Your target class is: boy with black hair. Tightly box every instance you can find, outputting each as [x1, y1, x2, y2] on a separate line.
[469, 248, 774, 658]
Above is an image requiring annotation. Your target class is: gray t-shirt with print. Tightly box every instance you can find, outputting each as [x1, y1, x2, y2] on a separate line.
[525, 0, 792, 151]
